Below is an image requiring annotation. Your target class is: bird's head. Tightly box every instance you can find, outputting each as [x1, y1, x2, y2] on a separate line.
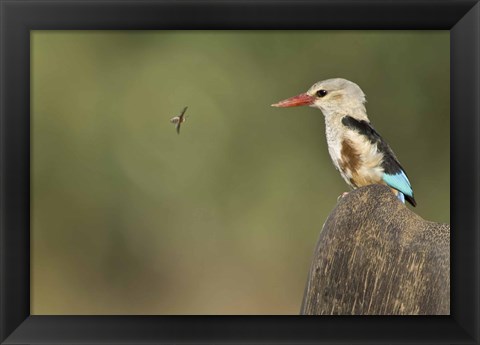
[272, 78, 367, 116]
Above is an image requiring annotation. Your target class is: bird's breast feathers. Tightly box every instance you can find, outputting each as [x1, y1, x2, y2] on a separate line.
[337, 132, 384, 188]
[326, 115, 384, 188]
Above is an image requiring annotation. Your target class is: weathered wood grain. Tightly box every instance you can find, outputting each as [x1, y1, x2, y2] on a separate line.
[301, 184, 450, 315]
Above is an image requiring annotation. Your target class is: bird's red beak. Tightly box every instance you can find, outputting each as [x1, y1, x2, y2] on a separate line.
[271, 93, 315, 107]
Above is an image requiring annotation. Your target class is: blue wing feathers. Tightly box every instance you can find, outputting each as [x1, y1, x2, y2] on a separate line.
[382, 170, 413, 197]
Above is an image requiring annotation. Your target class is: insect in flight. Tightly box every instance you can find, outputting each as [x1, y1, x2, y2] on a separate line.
[170, 106, 189, 134]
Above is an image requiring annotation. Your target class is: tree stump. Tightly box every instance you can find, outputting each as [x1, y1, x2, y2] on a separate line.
[301, 184, 450, 315]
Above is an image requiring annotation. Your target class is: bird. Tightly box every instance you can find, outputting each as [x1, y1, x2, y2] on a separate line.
[170, 106, 188, 134]
[271, 78, 416, 207]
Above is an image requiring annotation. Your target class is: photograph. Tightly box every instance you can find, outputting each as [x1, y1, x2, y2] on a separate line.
[30, 30, 450, 315]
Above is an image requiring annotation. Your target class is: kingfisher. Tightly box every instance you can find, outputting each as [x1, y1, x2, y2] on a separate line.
[170, 106, 188, 134]
[271, 78, 416, 206]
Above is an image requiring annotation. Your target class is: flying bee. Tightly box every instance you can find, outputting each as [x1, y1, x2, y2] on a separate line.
[170, 106, 189, 134]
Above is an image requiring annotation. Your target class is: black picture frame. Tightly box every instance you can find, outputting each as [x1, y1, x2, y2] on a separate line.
[1, 0, 478, 344]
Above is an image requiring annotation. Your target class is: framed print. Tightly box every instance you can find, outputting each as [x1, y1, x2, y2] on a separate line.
[0, 0, 479, 344]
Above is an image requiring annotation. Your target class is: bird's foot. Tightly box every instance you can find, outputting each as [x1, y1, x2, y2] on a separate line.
[337, 192, 349, 202]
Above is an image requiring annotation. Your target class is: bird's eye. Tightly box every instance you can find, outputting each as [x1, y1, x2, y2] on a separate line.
[316, 90, 328, 97]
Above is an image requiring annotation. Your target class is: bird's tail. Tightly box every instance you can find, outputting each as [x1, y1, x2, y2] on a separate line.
[397, 191, 417, 207]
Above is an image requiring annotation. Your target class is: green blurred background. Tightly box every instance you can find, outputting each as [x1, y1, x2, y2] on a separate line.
[31, 31, 449, 315]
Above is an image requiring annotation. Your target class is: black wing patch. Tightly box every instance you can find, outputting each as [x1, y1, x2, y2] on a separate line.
[341, 116, 402, 175]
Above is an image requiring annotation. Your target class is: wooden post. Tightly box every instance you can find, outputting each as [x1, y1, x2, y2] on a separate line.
[301, 184, 450, 315]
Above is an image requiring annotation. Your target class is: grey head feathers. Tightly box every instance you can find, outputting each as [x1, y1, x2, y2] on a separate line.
[307, 78, 368, 118]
